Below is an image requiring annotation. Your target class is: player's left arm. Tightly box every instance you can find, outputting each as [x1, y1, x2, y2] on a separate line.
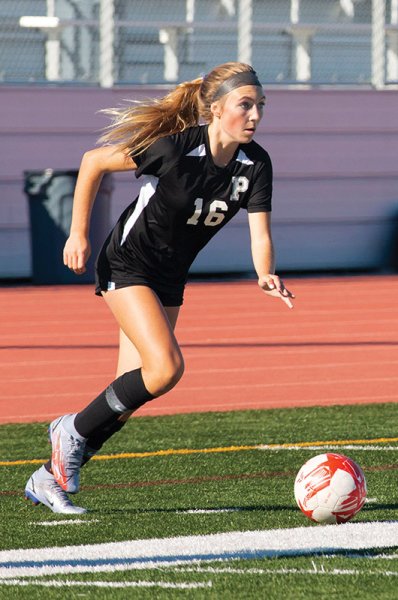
[248, 211, 295, 309]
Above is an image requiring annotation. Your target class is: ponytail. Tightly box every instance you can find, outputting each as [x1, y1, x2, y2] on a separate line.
[98, 78, 202, 156]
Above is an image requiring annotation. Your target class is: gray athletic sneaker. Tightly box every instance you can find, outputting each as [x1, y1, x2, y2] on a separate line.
[25, 466, 87, 514]
[49, 414, 86, 493]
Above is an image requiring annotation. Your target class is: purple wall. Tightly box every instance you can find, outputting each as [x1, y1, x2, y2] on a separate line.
[1, 86, 398, 278]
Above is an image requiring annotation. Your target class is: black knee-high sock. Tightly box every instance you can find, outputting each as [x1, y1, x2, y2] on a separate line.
[82, 418, 129, 465]
[74, 368, 154, 439]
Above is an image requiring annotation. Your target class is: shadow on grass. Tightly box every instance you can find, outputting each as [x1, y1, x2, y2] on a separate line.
[95, 504, 304, 516]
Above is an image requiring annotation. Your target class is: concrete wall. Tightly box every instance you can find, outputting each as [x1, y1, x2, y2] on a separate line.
[1, 85, 398, 279]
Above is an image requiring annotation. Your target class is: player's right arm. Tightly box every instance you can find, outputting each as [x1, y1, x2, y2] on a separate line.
[63, 146, 137, 274]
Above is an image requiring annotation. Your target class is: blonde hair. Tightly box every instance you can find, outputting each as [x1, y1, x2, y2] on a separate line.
[98, 62, 255, 156]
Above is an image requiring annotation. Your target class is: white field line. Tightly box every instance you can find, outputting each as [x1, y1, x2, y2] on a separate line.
[4, 566, 398, 590]
[178, 565, 398, 577]
[0, 522, 397, 580]
[368, 554, 398, 560]
[260, 445, 398, 452]
[0, 579, 212, 590]
[29, 520, 99, 527]
[176, 508, 241, 514]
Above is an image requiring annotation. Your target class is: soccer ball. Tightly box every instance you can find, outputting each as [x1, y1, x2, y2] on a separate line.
[294, 453, 367, 524]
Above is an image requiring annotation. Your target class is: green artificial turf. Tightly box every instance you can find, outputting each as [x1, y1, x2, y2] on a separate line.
[0, 403, 397, 599]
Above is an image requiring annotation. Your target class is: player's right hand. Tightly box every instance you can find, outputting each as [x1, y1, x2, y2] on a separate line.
[63, 233, 91, 275]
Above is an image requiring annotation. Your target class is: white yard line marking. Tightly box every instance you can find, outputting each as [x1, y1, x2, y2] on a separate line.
[29, 520, 99, 527]
[369, 554, 398, 560]
[273, 445, 398, 452]
[177, 565, 398, 577]
[259, 444, 398, 452]
[0, 579, 212, 589]
[176, 508, 241, 514]
[0, 522, 397, 579]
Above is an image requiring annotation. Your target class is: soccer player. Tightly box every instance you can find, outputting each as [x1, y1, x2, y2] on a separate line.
[25, 62, 294, 513]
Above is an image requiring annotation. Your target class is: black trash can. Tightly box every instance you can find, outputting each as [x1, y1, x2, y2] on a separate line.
[24, 169, 113, 284]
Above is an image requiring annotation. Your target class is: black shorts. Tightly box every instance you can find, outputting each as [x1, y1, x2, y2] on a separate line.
[94, 245, 184, 307]
[95, 277, 184, 307]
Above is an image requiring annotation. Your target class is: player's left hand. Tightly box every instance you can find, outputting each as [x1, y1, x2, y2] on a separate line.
[258, 274, 295, 309]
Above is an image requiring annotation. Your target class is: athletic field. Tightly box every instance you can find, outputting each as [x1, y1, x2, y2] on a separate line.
[0, 275, 397, 598]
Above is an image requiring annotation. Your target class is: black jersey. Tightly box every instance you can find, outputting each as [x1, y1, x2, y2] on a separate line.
[95, 124, 272, 302]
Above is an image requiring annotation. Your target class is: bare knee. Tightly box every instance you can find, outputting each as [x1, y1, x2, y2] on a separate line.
[143, 351, 184, 395]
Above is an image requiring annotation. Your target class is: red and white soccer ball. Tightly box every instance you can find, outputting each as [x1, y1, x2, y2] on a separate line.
[294, 453, 367, 524]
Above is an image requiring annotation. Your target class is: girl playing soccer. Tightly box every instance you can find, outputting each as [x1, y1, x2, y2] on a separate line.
[25, 62, 294, 513]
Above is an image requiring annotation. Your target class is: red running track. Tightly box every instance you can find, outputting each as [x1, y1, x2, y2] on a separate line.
[1, 274, 397, 424]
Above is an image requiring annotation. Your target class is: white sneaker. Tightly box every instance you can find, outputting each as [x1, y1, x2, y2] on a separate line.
[25, 466, 87, 514]
[49, 414, 86, 493]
